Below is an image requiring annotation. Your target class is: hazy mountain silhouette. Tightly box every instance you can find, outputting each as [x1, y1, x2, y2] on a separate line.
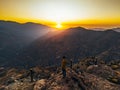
[112, 28, 120, 32]
[0, 20, 54, 67]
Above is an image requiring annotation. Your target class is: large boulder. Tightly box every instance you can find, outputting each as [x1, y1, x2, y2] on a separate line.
[86, 65, 115, 78]
[34, 79, 46, 90]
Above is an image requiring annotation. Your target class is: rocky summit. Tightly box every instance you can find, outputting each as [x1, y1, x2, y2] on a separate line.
[0, 59, 120, 90]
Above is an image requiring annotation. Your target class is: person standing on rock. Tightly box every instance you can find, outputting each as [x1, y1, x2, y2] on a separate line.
[70, 59, 73, 69]
[30, 68, 34, 82]
[61, 56, 67, 78]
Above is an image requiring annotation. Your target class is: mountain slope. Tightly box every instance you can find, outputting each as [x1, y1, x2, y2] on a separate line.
[0, 20, 53, 67]
[17, 27, 120, 67]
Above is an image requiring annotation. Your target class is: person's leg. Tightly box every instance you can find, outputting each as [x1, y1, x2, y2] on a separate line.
[31, 74, 33, 82]
[64, 69, 66, 77]
[62, 69, 66, 78]
[62, 69, 64, 77]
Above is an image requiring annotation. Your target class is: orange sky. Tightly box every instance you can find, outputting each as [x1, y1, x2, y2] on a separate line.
[0, 0, 120, 29]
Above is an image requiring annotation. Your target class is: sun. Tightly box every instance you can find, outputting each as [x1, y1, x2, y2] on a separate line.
[56, 23, 62, 29]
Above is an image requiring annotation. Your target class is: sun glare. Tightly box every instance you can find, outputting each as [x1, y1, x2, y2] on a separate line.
[56, 23, 62, 29]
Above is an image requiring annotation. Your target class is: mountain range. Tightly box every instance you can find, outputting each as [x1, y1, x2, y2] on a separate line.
[0, 20, 120, 68]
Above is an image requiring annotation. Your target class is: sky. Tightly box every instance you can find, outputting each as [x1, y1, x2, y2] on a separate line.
[0, 0, 120, 29]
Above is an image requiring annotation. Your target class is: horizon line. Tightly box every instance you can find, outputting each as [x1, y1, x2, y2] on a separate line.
[0, 19, 120, 30]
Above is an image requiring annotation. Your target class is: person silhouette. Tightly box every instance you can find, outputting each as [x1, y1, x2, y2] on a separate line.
[61, 56, 67, 78]
[30, 68, 34, 82]
[70, 59, 73, 69]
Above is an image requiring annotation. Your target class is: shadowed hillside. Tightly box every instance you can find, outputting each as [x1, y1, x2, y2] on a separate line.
[0, 21, 54, 67]
[17, 27, 120, 67]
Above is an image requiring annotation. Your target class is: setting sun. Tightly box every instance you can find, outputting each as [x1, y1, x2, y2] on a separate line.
[56, 23, 62, 29]
[0, 0, 120, 29]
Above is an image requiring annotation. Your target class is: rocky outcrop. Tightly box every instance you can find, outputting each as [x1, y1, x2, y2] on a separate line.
[34, 69, 86, 90]
[34, 68, 120, 90]
[0, 65, 120, 90]
[6, 80, 35, 90]
[86, 65, 114, 78]
[83, 72, 120, 90]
